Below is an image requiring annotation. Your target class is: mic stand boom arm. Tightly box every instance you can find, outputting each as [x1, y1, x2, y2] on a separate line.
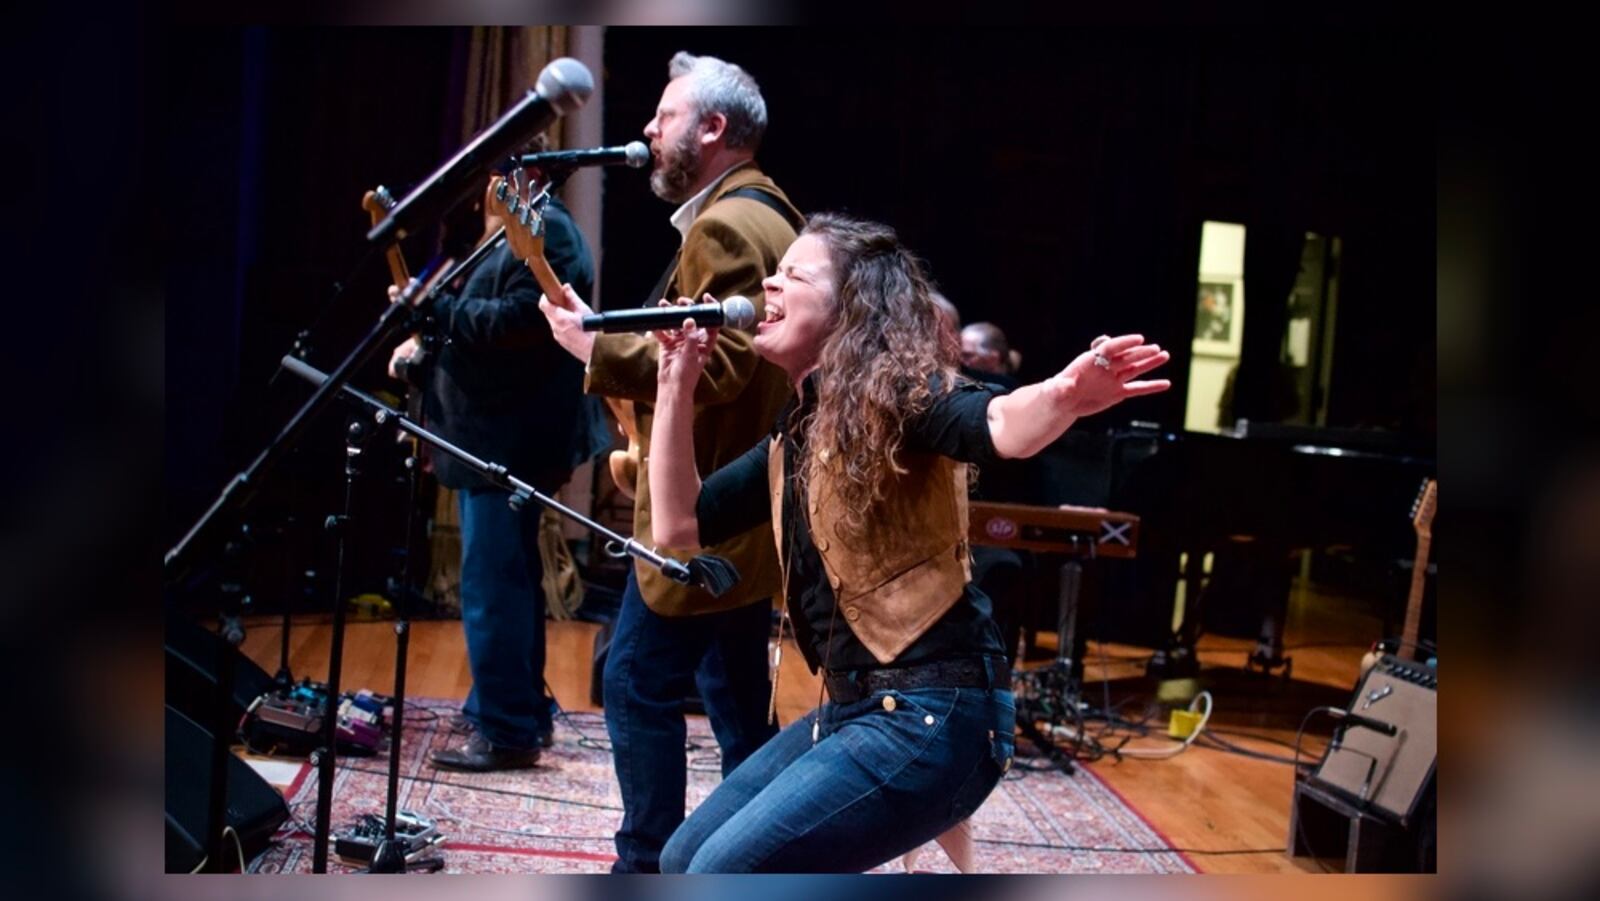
[277, 356, 728, 592]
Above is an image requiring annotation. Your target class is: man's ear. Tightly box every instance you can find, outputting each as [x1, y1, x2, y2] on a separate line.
[699, 111, 728, 147]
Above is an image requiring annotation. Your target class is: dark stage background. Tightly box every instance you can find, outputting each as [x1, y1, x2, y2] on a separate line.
[166, 27, 1433, 620]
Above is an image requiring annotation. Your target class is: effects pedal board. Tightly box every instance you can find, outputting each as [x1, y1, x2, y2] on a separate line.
[243, 681, 392, 757]
[334, 810, 445, 866]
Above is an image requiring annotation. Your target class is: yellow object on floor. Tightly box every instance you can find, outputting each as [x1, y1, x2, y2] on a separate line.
[348, 593, 393, 620]
[1168, 708, 1204, 739]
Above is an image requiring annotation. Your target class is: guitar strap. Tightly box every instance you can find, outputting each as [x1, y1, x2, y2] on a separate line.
[642, 185, 804, 308]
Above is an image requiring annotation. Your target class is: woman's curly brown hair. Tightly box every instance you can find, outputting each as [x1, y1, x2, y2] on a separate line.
[795, 213, 961, 539]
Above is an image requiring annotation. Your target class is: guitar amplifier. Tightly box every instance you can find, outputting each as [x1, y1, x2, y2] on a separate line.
[1310, 654, 1436, 824]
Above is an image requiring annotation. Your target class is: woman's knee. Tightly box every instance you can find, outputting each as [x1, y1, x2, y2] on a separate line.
[659, 829, 696, 874]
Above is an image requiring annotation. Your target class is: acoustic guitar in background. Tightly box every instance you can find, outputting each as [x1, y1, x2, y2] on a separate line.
[486, 170, 642, 499]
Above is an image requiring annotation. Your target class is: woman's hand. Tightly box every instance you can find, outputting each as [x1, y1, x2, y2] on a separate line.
[648, 295, 718, 549]
[988, 333, 1171, 459]
[1045, 333, 1171, 417]
[654, 294, 719, 395]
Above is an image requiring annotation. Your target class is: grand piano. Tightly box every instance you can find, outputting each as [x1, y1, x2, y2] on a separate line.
[1106, 420, 1436, 675]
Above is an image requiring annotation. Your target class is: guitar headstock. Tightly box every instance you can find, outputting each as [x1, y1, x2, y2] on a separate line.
[1410, 478, 1436, 540]
[362, 185, 410, 289]
[362, 185, 398, 221]
[487, 168, 552, 266]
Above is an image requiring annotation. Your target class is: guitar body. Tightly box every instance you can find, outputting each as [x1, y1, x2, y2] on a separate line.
[607, 432, 641, 500]
[487, 173, 643, 499]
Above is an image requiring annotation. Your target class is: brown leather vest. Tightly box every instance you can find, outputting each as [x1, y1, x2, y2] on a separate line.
[767, 436, 972, 665]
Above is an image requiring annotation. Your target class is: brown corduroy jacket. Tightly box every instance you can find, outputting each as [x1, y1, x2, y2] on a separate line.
[585, 163, 799, 616]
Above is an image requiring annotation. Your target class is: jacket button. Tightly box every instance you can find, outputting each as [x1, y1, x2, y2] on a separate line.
[829, 573, 842, 590]
[882, 695, 897, 712]
[817, 537, 830, 552]
[844, 605, 860, 621]
[923, 714, 936, 726]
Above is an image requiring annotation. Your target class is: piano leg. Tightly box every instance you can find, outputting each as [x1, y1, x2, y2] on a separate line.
[1146, 550, 1204, 682]
[1243, 541, 1295, 678]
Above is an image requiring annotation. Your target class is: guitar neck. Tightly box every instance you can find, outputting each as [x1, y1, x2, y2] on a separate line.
[527, 253, 567, 310]
[1399, 533, 1431, 660]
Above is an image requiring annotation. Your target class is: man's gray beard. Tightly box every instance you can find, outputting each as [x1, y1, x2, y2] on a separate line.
[649, 133, 702, 204]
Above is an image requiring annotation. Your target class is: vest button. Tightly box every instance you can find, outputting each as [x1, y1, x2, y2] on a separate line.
[844, 605, 860, 621]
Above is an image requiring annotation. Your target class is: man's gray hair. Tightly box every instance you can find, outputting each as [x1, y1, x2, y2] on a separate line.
[668, 51, 768, 151]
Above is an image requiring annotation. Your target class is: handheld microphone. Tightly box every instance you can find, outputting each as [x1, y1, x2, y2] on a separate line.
[580, 297, 758, 333]
[366, 57, 592, 246]
[521, 141, 650, 170]
[1326, 708, 1398, 737]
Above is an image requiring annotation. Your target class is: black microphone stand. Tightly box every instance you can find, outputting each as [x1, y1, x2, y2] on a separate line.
[279, 353, 733, 874]
[365, 428, 424, 874]
[274, 330, 315, 690]
[309, 415, 372, 873]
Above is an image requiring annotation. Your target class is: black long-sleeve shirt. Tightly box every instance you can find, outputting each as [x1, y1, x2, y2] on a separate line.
[422, 197, 609, 492]
[696, 375, 1009, 672]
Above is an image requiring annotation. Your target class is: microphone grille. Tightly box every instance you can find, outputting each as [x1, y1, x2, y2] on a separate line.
[722, 296, 757, 330]
[536, 58, 595, 114]
[623, 141, 652, 169]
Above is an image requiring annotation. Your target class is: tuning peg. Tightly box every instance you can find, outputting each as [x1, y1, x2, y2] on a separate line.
[493, 180, 509, 201]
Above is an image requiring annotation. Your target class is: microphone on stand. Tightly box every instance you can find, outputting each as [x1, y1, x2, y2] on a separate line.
[1325, 708, 1399, 737]
[366, 57, 593, 247]
[580, 296, 758, 333]
[521, 141, 651, 170]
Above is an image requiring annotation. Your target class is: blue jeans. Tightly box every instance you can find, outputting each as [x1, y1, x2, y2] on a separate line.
[603, 571, 777, 872]
[456, 487, 553, 750]
[660, 677, 1016, 873]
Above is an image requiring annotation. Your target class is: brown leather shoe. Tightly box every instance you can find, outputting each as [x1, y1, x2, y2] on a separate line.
[429, 732, 540, 772]
[447, 714, 554, 748]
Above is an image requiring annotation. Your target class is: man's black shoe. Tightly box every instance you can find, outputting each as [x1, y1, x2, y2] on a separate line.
[447, 714, 553, 748]
[429, 732, 540, 772]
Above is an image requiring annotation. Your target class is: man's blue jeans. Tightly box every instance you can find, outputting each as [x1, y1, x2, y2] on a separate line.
[660, 680, 1016, 873]
[456, 487, 553, 750]
[603, 571, 777, 872]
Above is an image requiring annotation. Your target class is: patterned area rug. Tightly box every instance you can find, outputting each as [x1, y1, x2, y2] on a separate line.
[249, 699, 1194, 874]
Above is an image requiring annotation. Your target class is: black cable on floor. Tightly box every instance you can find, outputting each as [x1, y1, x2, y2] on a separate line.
[976, 837, 1286, 856]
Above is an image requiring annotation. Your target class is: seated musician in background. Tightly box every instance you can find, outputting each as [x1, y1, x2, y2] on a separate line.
[388, 149, 607, 772]
[648, 212, 1170, 872]
[960, 320, 1019, 383]
[933, 300, 1033, 668]
[955, 318, 1033, 663]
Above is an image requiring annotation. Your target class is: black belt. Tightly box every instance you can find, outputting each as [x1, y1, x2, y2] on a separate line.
[823, 657, 1008, 706]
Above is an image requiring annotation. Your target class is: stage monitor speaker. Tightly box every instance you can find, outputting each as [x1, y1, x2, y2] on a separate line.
[166, 607, 276, 728]
[165, 704, 290, 872]
[1310, 654, 1436, 824]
